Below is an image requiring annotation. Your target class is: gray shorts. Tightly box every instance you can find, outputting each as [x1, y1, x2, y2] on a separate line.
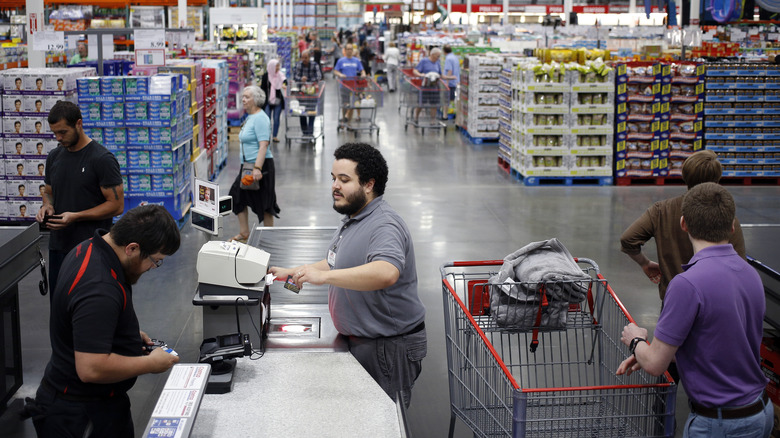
[347, 327, 427, 408]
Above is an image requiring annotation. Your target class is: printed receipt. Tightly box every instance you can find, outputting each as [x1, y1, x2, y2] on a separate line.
[165, 364, 210, 390]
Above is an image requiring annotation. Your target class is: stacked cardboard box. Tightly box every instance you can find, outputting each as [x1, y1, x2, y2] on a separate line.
[77, 74, 193, 221]
[0, 67, 94, 222]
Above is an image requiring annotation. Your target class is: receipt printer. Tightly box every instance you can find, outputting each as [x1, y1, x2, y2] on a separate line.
[197, 241, 271, 298]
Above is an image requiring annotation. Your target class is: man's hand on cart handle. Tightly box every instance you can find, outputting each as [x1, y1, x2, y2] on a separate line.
[620, 323, 648, 348]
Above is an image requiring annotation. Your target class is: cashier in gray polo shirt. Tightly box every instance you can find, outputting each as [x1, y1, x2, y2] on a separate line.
[270, 142, 427, 408]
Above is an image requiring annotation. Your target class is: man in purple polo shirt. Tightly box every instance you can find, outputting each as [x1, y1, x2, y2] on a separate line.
[617, 182, 771, 437]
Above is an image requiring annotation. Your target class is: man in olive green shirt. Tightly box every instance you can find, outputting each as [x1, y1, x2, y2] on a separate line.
[620, 150, 746, 301]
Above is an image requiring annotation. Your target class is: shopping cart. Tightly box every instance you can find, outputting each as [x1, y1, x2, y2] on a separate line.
[397, 68, 418, 114]
[337, 77, 384, 137]
[402, 76, 449, 134]
[441, 258, 676, 438]
[284, 81, 325, 147]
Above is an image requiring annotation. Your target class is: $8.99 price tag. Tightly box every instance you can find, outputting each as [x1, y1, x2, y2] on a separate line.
[134, 29, 166, 50]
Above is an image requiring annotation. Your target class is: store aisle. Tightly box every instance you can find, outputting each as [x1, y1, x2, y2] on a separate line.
[3, 77, 779, 438]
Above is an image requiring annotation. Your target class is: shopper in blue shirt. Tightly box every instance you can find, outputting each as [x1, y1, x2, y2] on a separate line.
[228, 86, 280, 242]
[443, 45, 460, 103]
[334, 43, 366, 123]
[412, 47, 443, 123]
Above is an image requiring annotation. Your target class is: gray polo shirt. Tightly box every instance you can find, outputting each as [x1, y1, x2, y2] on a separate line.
[328, 196, 425, 338]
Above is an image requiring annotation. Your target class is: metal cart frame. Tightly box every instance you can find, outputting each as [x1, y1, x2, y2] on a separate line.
[284, 80, 325, 147]
[441, 258, 676, 438]
[402, 76, 449, 134]
[337, 77, 384, 138]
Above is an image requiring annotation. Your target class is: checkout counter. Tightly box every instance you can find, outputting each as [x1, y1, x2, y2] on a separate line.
[0, 225, 42, 414]
[188, 227, 404, 437]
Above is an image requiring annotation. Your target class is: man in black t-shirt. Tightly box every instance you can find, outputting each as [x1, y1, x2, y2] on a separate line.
[37, 101, 124, 298]
[28, 205, 181, 438]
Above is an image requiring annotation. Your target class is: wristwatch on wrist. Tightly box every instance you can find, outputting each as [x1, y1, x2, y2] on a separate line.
[629, 337, 647, 356]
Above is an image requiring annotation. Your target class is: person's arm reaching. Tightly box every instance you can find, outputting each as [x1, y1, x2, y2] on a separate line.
[617, 323, 678, 377]
[36, 184, 55, 222]
[620, 210, 661, 284]
[271, 259, 399, 292]
[75, 348, 179, 384]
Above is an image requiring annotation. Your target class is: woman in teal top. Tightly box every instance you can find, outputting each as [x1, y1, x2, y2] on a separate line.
[228, 85, 281, 242]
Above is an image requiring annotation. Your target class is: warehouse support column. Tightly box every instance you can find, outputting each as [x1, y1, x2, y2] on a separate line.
[178, 0, 187, 28]
[503, 0, 508, 26]
[467, 0, 472, 30]
[26, 0, 45, 68]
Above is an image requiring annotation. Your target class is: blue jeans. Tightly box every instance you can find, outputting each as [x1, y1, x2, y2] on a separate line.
[264, 104, 283, 138]
[684, 395, 773, 438]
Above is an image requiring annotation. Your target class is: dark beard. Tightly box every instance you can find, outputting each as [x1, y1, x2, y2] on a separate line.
[333, 189, 367, 216]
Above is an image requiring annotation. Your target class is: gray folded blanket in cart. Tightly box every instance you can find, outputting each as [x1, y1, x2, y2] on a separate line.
[488, 238, 591, 328]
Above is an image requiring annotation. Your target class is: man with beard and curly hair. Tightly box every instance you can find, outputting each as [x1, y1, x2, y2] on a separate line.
[270, 142, 426, 408]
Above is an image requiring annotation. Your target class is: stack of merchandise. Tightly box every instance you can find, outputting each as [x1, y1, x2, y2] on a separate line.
[510, 60, 615, 184]
[498, 57, 523, 173]
[667, 63, 705, 176]
[0, 47, 27, 71]
[514, 62, 571, 179]
[191, 52, 249, 124]
[0, 67, 94, 222]
[77, 74, 193, 221]
[615, 62, 670, 179]
[460, 56, 502, 141]
[704, 63, 780, 178]
[268, 33, 296, 76]
[159, 60, 203, 162]
[569, 62, 616, 178]
[199, 59, 230, 180]
[251, 42, 277, 79]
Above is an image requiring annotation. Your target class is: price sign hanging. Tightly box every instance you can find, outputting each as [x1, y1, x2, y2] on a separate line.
[134, 29, 166, 50]
[33, 31, 65, 52]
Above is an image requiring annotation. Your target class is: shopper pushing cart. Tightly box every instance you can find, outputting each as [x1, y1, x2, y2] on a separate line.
[333, 43, 367, 127]
[285, 51, 325, 146]
[407, 47, 451, 133]
[337, 77, 384, 137]
[441, 239, 677, 438]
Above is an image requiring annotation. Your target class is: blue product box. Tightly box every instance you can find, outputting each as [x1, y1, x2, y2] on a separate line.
[77, 77, 101, 96]
[124, 76, 149, 95]
[150, 127, 173, 144]
[100, 77, 124, 95]
[125, 101, 148, 120]
[128, 150, 151, 168]
[151, 174, 174, 191]
[127, 127, 149, 145]
[80, 102, 102, 122]
[87, 128, 103, 143]
[103, 128, 127, 145]
[128, 174, 152, 192]
[148, 101, 173, 120]
[150, 151, 174, 168]
[101, 102, 124, 121]
[114, 150, 127, 168]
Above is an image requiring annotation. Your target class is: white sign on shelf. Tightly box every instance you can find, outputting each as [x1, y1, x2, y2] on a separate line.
[66, 35, 80, 50]
[135, 49, 166, 67]
[134, 29, 166, 50]
[33, 31, 65, 52]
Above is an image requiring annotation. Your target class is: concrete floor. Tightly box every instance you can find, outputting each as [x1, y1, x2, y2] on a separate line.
[2, 77, 780, 438]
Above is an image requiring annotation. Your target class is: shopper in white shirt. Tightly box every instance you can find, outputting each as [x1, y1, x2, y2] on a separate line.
[384, 42, 401, 92]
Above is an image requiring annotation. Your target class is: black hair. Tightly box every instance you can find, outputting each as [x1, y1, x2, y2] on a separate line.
[48, 101, 82, 128]
[36, 99, 42, 104]
[14, 121, 21, 126]
[110, 205, 181, 257]
[334, 142, 388, 196]
[15, 99, 21, 104]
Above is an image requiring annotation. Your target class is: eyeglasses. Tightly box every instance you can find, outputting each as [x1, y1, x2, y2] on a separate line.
[149, 256, 163, 268]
